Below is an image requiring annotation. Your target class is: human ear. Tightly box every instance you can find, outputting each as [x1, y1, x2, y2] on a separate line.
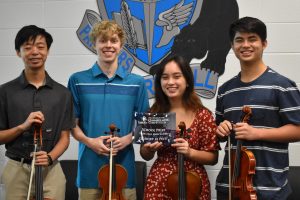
[262, 40, 268, 49]
[16, 51, 21, 58]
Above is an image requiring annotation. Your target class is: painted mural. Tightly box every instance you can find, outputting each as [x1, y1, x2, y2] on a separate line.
[77, 0, 239, 99]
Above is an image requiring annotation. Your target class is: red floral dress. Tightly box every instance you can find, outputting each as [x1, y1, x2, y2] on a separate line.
[143, 108, 220, 200]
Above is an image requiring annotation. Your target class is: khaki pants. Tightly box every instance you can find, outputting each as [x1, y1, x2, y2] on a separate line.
[79, 187, 136, 200]
[1, 158, 66, 200]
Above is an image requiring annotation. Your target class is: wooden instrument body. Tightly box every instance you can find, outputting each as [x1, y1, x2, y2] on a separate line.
[230, 146, 256, 200]
[97, 124, 128, 200]
[229, 106, 257, 200]
[166, 170, 201, 200]
[166, 121, 202, 200]
[98, 164, 127, 200]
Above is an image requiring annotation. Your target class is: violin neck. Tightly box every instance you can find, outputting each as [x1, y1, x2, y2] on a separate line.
[111, 155, 117, 191]
[109, 141, 117, 199]
[178, 153, 186, 200]
[35, 145, 43, 200]
[233, 140, 243, 179]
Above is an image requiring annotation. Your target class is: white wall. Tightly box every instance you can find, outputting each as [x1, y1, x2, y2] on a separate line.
[1, 0, 300, 199]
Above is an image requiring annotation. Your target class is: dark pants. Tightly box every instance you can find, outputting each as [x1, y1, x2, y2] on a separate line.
[217, 191, 229, 200]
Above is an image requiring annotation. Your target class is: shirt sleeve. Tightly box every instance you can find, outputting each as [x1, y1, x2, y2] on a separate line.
[67, 74, 81, 119]
[135, 77, 150, 113]
[61, 90, 76, 131]
[196, 109, 220, 151]
[0, 86, 8, 130]
[215, 88, 224, 126]
[277, 78, 300, 125]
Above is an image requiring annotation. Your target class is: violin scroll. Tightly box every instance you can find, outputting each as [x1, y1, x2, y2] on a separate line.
[178, 121, 186, 132]
[178, 121, 191, 139]
[241, 106, 252, 123]
[108, 124, 119, 133]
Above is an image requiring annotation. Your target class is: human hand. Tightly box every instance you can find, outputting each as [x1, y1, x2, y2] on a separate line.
[234, 122, 257, 141]
[216, 120, 233, 138]
[106, 134, 130, 154]
[143, 141, 163, 153]
[87, 135, 111, 156]
[19, 111, 44, 131]
[171, 138, 190, 156]
[33, 151, 48, 166]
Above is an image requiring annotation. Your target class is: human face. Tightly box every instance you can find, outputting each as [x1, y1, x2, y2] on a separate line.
[232, 32, 267, 64]
[17, 35, 49, 70]
[95, 33, 122, 66]
[161, 61, 187, 100]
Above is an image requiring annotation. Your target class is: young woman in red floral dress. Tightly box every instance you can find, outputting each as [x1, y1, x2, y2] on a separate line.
[140, 55, 220, 200]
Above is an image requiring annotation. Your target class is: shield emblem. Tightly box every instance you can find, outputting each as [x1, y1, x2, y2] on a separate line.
[97, 0, 203, 73]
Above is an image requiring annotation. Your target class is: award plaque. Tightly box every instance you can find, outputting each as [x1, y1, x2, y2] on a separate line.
[133, 112, 176, 144]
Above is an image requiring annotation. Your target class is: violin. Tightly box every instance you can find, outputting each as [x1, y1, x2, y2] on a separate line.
[98, 124, 128, 200]
[27, 123, 52, 200]
[228, 106, 257, 200]
[166, 121, 202, 200]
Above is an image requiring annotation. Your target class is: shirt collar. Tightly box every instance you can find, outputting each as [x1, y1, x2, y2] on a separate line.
[91, 62, 127, 79]
[19, 70, 54, 89]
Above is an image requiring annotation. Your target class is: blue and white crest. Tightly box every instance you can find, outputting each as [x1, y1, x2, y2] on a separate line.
[77, 0, 239, 99]
[97, 0, 203, 73]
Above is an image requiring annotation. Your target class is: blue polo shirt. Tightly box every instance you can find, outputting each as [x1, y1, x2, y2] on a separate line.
[68, 62, 149, 188]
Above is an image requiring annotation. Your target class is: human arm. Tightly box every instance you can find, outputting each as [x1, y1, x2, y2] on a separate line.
[234, 123, 300, 143]
[0, 111, 44, 144]
[35, 129, 70, 166]
[71, 119, 111, 156]
[140, 141, 163, 161]
[214, 86, 230, 142]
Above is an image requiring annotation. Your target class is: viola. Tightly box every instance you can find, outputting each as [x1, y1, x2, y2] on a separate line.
[27, 123, 52, 200]
[228, 106, 257, 200]
[166, 121, 202, 200]
[98, 124, 128, 200]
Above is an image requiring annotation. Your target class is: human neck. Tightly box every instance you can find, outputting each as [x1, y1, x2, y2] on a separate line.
[169, 98, 184, 111]
[24, 67, 46, 88]
[240, 60, 267, 83]
[169, 99, 195, 128]
[98, 59, 118, 78]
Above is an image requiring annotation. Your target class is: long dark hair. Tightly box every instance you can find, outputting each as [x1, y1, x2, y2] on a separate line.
[150, 55, 206, 113]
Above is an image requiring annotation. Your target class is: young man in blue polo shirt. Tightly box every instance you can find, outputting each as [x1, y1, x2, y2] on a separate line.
[215, 17, 300, 199]
[68, 20, 149, 200]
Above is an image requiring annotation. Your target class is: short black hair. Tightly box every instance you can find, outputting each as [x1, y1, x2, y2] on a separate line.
[15, 25, 53, 52]
[229, 16, 267, 43]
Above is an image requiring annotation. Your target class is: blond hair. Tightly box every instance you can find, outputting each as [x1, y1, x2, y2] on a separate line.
[90, 20, 125, 46]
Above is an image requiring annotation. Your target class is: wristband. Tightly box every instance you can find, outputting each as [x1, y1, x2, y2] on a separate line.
[47, 154, 53, 166]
